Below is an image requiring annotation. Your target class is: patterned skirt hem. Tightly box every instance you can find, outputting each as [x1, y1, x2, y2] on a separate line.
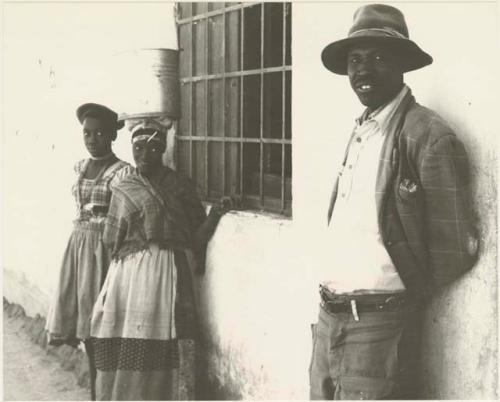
[91, 337, 182, 372]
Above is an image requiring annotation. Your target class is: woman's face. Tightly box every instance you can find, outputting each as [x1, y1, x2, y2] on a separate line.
[132, 139, 165, 176]
[82, 117, 115, 157]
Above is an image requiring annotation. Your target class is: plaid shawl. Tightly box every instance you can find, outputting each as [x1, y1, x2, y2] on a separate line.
[328, 89, 478, 298]
[104, 167, 206, 260]
[72, 158, 130, 221]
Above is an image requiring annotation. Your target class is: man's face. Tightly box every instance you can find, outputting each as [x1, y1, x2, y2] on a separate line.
[347, 43, 404, 111]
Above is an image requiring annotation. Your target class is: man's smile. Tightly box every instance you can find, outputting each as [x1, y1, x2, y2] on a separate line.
[356, 83, 375, 93]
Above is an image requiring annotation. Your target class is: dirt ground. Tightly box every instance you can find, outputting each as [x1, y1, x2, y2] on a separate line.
[3, 313, 89, 401]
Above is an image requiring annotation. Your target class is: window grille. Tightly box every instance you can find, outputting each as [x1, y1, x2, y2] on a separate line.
[175, 2, 292, 216]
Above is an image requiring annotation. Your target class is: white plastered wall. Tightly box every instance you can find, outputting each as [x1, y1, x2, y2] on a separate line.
[2, 1, 498, 399]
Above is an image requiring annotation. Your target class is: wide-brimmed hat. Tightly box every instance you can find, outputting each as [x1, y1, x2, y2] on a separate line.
[76, 103, 125, 130]
[321, 4, 433, 75]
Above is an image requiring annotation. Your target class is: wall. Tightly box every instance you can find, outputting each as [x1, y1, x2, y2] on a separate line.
[2, 2, 178, 317]
[2, 1, 498, 400]
[196, 212, 318, 399]
[292, 2, 498, 399]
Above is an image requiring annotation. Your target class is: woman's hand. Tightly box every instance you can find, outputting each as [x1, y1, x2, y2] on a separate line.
[194, 197, 234, 275]
[208, 196, 234, 219]
[197, 197, 235, 249]
[200, 195, 237, 239]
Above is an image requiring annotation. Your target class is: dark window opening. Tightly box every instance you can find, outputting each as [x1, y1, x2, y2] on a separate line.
[176, 2, 292, 215]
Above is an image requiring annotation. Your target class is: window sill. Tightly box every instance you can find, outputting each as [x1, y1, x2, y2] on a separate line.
[202, 201, 292, 222]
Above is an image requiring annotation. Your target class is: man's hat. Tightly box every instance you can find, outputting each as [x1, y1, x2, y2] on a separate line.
[76, 103, 125, 130]
[321, 4, 433, 75]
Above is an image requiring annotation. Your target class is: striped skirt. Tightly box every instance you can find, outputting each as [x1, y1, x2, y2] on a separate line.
[46, 220, 109, 343]
[90, 244, 196, 400]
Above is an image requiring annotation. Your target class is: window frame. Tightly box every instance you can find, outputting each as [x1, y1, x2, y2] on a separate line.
[175, 2, 292, 216]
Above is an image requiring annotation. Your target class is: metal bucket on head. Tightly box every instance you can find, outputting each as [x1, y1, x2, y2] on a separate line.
[116, 48, 180, 121]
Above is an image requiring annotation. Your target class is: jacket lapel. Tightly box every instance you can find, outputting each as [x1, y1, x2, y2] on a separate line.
[326, 90, 415, 226]
[375, 91, 415, 226]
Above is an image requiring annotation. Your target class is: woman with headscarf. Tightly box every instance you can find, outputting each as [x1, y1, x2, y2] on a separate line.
[89, 120, 229, 400]
[46, 103, 130, 400]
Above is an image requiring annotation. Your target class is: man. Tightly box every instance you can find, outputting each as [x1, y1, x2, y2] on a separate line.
[309, 4, 478, 400]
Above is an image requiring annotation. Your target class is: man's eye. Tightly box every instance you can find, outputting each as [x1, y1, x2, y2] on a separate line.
[96, 131, 103, 136]
[349, 57, 358, 64]
[83, 131, 89, 136]
[375, 54, 384, 61]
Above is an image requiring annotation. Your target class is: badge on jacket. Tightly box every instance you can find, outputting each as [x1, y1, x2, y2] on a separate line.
[398, 178, 419, 201]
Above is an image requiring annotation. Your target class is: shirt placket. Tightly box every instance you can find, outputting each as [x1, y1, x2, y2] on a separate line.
[338, 129, 366, 200]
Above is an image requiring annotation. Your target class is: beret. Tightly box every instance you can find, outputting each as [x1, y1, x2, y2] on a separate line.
[76, 103, 124, 130]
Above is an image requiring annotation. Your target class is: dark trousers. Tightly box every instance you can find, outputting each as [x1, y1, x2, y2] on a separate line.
[309, 303, 421, 400]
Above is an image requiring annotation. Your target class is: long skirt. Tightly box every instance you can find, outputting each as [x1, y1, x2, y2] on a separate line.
[46, 220, 109, 343]
[90, 244, 197, 401]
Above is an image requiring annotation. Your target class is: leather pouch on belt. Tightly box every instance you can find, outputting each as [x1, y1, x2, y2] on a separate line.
[308, 323, 318, 375]
[336, 376, 395, 400]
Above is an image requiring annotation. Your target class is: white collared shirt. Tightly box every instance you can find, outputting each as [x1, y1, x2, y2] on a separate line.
[322, 86, 409, 294]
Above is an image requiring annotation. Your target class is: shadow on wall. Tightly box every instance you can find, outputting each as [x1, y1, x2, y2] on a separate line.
[195, 337, 245, 400]
[418, 109, 498, 399]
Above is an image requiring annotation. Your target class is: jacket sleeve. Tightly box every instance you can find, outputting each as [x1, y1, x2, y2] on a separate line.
[419, 133, 478, 288]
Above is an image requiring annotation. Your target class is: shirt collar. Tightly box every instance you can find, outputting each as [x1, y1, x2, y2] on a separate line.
[356, 85, 410, 132]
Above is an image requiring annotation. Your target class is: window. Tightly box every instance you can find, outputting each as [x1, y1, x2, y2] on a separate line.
[176, 2, 292, 216]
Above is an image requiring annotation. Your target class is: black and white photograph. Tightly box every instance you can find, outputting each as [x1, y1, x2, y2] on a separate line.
[1, 0, 498, 400]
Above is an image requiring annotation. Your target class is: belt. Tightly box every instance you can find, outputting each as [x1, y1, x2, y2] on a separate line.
[319, 286, 406, 320]
[82, 203, 109, 215]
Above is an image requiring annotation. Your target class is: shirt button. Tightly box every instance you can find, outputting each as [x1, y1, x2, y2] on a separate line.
[341, 193, 346, 197]
[356, 137, 362, 142]
[348, 165, 353, 169]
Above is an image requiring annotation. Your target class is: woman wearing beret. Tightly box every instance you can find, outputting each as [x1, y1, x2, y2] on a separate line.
[89, 122, 229, 400]
[45, 103, 130, 400]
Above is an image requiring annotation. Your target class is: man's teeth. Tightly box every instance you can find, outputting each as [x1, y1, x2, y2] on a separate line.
[360, 84, 372, 90]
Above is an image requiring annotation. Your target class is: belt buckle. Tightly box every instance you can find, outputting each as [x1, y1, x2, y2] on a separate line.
[83, 203, 95, 212]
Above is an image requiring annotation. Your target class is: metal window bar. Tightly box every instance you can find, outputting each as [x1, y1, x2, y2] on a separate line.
[177, 136, 291, 144]
[239, 6, 245, 199]
[189, 3, 194, 179]
[281, 2, 287, 213]
[180, 66, 291, 84]
[259, 4, 264, 207]
[205, 13, 209, 198]
[177, 2, 260, 25]
[222, 9, 227, 195]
